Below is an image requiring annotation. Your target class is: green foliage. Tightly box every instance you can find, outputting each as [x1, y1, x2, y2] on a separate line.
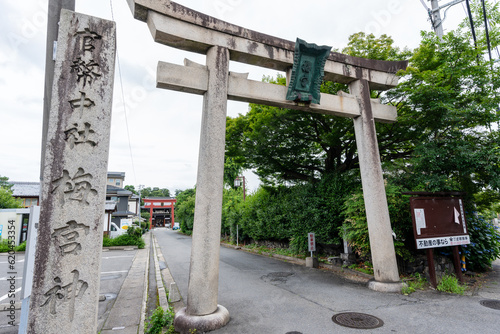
[342, 32, 411, 61]
[220, 172, 354, 253]
[141, 187, 171, 198]
[341, 182, 414, 261]
[103, 233, 145, 249]
[0, 176, 13, 190]
[347, 262, 374, 275]
[15, 241, 26, 252]
[436, 274, 467, 295]
[0, 239, 25, 253]
[124, 185, 137, 195]
[127, 226, 142, 238]
[145, 306, 176, 334]
[401, 273, 427, 295]
[0, 240, 12, 253]
[175, 188, 196, 234]
[0, 187, 23, 209]
[385, 29, 500, 194]
[461, 213, 500, 271]
[141, 211, 151, 223]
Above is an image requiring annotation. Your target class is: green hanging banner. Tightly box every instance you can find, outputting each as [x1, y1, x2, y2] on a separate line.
[286, 38, 332, 105]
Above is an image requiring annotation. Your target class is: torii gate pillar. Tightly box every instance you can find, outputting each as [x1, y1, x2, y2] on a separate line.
[174, 46, 231, 331]
[350, 79, 401, 290]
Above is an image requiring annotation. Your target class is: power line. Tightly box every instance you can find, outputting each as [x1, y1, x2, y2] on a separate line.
[109, 0, 138, 184]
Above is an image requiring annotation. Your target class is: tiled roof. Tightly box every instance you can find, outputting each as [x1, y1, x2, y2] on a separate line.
[11, 182, 40, 197]
[105, 201, 117, 211]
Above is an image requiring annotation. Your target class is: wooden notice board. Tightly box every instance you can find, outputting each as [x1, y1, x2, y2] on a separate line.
[410, 197, 470, 250]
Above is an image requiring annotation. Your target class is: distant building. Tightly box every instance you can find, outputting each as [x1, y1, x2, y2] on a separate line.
[107, 171, 125, 188]
[7, 172, 140, 236]
[143, 197, 177, 228]
[105, 185, 137, 227]
[10, 182, 40, 207]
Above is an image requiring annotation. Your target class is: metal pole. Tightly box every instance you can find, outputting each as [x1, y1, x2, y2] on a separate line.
[236, 224, 239, 247]
[242, 176, 246, 201]
[430, 0, 444, 38]
[40, 0, 76, 188]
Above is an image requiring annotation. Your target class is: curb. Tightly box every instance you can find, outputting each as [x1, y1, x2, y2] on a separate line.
[152, 234, 185, 313]
[151, 235, 169, 310]
[220, 242, 373, 283]
[138, 233, 151, 334]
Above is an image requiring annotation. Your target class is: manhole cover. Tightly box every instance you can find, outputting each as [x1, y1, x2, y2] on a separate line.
[261, 272, 294, 284]
[332, 312, 384, 329]
[480, 299, 500, 310]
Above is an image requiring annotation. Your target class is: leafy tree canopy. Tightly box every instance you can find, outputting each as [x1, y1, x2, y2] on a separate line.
[226, 29, 500, 207]
[0, 175, 23, 209]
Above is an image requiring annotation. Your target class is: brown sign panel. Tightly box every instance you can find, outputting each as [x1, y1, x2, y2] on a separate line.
[410, 197, 470, 249]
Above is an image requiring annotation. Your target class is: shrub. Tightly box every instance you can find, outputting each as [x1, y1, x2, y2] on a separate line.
[341, 182, 414, 261]
[145, 306, 175, 334]
[102, 233, 145, 249]
[461, 213, 500, 272]
[437, 274, 466, 295]
[15, 241, 26, 252]
[0, 239, 12, 253]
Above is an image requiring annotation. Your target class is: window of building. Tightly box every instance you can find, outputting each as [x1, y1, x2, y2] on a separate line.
[109, 178, 114, 184]
[116, 179, 121, 186]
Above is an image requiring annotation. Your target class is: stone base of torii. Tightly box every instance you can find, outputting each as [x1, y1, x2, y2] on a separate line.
[126, 0, 408, 332]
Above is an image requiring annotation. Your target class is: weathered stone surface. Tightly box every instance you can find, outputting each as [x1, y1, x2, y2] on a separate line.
[186, 46, 229, 317]
[156, 61, 398, 122]
[350, 79, 400, 284]
[174, 305, 230, 334]
[28, 9, 115, 333]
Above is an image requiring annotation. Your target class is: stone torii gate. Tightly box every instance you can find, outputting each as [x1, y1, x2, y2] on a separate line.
[126, 0, 407, 332]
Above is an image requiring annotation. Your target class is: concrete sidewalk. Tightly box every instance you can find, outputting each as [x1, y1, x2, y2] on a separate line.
[98, 232, 150, 334]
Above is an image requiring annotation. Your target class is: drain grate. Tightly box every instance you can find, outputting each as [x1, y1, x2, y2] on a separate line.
[285, 332, 303, 334]
[332, 312, 384, 329]
[480, 299, 500, 310]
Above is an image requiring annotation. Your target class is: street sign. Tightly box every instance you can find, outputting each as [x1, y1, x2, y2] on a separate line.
[308, 232, 316, 252]
[410, 197, 470, 249]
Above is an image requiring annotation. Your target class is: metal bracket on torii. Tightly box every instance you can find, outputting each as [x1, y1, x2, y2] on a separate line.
[126, 0, 408, 332]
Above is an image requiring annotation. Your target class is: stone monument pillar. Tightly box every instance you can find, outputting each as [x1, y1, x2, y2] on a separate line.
[174, 46, 230, 332]
[350, 79, 402, 292]
[27, 9, 116, 332]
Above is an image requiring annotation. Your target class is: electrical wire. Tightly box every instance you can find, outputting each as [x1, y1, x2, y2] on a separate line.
[109, 0, 138, 184]
[481, 0, 493, 61]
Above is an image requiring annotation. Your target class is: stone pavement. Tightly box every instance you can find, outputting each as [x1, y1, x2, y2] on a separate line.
[98, 233, 150, 334]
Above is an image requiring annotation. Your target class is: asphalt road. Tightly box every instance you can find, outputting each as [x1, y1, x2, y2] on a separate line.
[0, 249, 136, 334]
[154, 228, 500, 334]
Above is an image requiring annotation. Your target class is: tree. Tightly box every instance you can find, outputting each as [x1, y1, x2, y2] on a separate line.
[124, 185, 137, 195]
[226, 30, 500, 202]
[225, 34, 410, 186]
[141, 187, 171, 198]
[384, 29, 500, 197]
[0, 176, 23, 209]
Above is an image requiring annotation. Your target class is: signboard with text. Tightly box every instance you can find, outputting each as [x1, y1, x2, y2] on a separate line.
[410, 197, 470, 250]
[308, 233, 316, 252]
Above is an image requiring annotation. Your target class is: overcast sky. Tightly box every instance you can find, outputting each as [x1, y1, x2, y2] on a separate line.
[0, 0, 469, 194]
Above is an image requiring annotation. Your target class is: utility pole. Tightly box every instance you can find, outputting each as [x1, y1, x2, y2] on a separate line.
[422, 0, 466, 39]
[40, 0, 76, 188]
[430, 0, 444, 38]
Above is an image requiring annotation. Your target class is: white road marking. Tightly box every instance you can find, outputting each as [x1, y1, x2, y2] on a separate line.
[0, 287, 21, 302]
